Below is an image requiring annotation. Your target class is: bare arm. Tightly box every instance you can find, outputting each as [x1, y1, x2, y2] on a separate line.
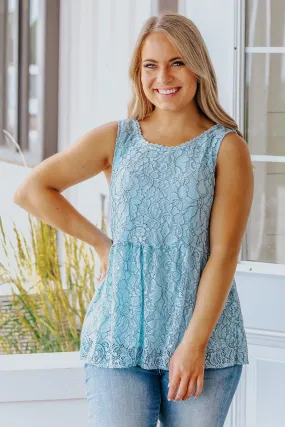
[181, 132, 254, 348]
[13, 121, 118, 250]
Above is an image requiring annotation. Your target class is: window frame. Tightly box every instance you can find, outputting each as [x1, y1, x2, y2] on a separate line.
[234, 0, 285, 276]
[0, 0, 60, 167]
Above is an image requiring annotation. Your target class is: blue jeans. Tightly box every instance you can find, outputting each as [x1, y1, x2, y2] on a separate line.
[84, 362, 243, 427]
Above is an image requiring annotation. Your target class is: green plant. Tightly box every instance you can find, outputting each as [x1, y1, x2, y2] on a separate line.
[0, 214, 103, 354]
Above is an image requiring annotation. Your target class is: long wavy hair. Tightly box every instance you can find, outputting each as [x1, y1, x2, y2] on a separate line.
[127, 11, 244, 139]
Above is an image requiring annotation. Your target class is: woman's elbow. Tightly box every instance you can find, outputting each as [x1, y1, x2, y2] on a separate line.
[13, 185, 30, 207]
[13, 179, 40, 207]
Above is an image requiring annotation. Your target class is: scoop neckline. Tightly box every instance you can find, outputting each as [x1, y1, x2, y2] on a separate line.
[134, 119, 220, 150]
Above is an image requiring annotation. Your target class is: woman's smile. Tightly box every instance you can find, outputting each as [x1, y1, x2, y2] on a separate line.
[154, 87, 182, 97]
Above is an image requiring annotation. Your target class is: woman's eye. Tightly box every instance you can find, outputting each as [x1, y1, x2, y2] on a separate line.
[143, 61, 184, 69]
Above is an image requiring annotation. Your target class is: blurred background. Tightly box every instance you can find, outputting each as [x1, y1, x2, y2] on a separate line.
[0, 1, 285, 426]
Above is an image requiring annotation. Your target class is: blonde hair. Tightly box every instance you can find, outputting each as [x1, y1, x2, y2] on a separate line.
[127, 11, 244, 139]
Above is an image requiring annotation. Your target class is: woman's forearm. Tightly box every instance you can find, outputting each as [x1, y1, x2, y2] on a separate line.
[181, 252, 239, 349]
[13, 185, 107, 249]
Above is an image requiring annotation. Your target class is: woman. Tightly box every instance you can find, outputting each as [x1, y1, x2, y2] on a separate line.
[14, 11, 253, 427]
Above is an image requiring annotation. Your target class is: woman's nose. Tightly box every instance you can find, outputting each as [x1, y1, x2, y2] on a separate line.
[156, 69, 174, 85]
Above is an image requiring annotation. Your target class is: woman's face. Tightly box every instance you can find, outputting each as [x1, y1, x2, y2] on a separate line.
[140, 32, 198, 113]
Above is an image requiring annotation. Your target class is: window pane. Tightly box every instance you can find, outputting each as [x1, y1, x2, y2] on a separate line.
[5, 0, 18, 144]
[244, 53, 285, 156]
[29, 0, 39, 151]
[245, 161, 285, 264]
[246, 0, 285, 47]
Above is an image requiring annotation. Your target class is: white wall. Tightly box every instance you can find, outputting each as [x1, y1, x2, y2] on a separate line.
[58, 0, 154, 223]
[0, 352, 87, 427]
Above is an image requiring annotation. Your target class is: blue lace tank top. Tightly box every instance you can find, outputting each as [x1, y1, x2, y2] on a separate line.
[80, 118, 249, 370]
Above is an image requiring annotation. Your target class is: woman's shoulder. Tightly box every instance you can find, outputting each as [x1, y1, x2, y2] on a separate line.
[96, 118, 136, 143]
[116, 118, 138, 139]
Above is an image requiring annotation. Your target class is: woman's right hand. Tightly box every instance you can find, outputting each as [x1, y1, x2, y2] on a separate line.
[95, 236, 113, 286]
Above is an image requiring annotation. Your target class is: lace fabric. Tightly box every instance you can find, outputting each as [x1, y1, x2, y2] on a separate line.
[79, 118, 249, 369]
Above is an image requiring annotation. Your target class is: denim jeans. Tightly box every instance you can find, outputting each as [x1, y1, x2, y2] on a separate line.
[84, 362, 243, 427]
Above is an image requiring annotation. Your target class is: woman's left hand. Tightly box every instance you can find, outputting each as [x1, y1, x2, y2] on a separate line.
[167, 340, 206, 401]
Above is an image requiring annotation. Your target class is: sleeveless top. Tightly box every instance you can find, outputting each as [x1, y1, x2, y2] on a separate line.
[80, 118, 249, 370]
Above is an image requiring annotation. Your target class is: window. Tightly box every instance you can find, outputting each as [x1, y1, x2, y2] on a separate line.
[242, 0, 285, 265]
[0, 0, 60, 167]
